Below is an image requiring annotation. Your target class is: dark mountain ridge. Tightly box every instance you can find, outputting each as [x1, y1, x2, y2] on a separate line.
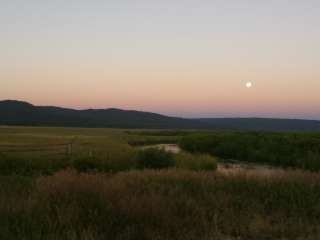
[1, 100, 320, 131]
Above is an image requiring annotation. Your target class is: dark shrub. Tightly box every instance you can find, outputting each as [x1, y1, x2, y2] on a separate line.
[72, 156, 101, 172]
[0, 154, 30, 175]
[0, 154, 68, 176]
[180, 132, 320, 171]
[137, 148, 176, 169]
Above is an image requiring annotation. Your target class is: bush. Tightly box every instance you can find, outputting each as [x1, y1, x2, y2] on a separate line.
[102, 149, 138, 172]
[0, 154, 30, 175]
[137, 148, 176, 169]
[175, 152, 217, 171]
[72, 156, 101, 172]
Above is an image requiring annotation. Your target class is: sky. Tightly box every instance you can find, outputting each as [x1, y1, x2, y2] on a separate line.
[1, 0, 320, 119]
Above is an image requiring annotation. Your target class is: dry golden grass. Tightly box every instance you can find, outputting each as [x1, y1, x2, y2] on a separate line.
[1, 169, 320, 239]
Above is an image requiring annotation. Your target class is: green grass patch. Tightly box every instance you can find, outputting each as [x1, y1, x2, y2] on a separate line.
[0, 153, 69, 176]
[175, 152, 217, 171]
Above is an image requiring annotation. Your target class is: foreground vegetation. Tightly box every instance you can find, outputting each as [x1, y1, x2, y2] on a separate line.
[0, 148, 217, 175]
[180, 131, 320, 171]
[1, 127, 320, 239]
[1, 170, 320, 240]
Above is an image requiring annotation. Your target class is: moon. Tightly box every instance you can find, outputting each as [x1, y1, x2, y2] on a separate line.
[246, 82, 253, 88]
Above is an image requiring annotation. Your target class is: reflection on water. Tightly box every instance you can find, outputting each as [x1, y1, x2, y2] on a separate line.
[139, 144, 281, 175]
[140, 144, 181, 154]
[217, 161, 281, 176]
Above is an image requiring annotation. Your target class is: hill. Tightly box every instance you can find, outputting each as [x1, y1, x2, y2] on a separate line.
[1, 100, 320, 131]
[0, 100, 198, 128]
[197, 118, 320, 131]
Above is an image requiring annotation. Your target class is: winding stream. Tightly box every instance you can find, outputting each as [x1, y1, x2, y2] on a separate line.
[140, 144, 181, 154]
[139, 144, 281, 175]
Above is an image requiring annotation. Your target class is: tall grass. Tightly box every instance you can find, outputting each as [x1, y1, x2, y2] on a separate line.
[175, 152, 217, 171]
[1, 170, 320, 239]
[0, 147, 217, 175]
[0, 153, 69, 176]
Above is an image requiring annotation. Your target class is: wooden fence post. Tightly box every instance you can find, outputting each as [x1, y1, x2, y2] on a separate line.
[66, 137, 76, 158]
[67, 143, 72, 157]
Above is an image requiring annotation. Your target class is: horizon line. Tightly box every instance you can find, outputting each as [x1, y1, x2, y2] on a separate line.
[1, 99, 320, 122]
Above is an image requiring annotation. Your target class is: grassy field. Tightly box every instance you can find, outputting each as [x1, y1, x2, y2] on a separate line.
[1, 127, 320, 239]
[0, 127, 217, 175]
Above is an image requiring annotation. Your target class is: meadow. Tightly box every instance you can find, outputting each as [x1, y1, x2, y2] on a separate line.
[0, 127, 216, 175]
[1, 127, 320, 239]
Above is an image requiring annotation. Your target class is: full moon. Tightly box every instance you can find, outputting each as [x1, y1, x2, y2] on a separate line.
[246, 82, 253, 88]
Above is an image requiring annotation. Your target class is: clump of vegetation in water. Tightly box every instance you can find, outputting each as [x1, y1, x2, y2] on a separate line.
[137, 148, 176, 169]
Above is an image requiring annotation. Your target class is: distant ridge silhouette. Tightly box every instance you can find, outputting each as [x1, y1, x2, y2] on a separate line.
[1, 100, 320, 131]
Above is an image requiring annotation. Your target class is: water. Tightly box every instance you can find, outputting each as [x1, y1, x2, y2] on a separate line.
[140, 144, 181, 154]
[138, 144, 281, 175]
[217, 160, 281, 176]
